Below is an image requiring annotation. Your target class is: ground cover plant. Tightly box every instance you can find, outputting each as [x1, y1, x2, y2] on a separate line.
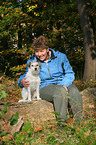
[0, 76, 96, 144]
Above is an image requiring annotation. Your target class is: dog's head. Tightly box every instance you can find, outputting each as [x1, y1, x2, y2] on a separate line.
[28, 61, 41, 75]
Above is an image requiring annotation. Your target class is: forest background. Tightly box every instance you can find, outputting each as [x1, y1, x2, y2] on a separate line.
[0, 0, 96, 81]
[0, 1, 96, 144]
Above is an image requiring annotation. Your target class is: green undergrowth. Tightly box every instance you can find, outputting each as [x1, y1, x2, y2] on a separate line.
[0, 103, 96, 145]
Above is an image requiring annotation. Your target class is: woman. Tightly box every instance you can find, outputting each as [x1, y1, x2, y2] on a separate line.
[18, 35, 83, 122]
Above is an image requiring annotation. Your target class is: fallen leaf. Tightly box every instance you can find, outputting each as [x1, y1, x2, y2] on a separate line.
[89, 104, 95, 108]
[34, 125, 42, 132]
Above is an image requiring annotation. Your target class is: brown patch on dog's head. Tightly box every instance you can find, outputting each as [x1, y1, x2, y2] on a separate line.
[27, 62, 31, 68]
[27, 61, 41, 68]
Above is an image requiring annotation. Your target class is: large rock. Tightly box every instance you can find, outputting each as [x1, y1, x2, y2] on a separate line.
[81, 87, 96, 118]
[0, 100, 56, 133]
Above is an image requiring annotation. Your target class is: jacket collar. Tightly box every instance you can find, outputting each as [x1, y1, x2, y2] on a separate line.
[48, 48, 57, 62]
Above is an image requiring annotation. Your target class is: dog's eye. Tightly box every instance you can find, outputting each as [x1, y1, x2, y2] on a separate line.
[36, 65, 39, 66]
[31, 65, 33, 67]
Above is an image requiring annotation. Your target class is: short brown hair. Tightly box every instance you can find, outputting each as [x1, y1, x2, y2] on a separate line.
[32, 35, 49, 50]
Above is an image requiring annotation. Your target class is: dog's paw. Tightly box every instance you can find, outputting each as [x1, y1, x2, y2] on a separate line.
[18, 100, 26, 102]
[37, 97, 41, 100]
[32, 98, 37, 100]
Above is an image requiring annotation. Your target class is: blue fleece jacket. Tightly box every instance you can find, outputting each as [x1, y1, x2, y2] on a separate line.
[17, 48, 75, 89]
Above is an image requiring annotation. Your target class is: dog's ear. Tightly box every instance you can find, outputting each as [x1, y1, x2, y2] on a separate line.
[27, 62, 31, 68]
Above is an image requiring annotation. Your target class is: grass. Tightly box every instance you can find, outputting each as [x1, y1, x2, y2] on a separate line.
[1, 118, 96, 145]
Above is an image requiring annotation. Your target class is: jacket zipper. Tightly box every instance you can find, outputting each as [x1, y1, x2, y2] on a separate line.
[46, 62, 52, 78]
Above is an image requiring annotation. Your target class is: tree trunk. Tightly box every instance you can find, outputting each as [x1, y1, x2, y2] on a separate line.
[76, 0, 96, 81]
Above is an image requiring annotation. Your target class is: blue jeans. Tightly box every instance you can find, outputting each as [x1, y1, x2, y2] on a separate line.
[40, 84, 83, 121]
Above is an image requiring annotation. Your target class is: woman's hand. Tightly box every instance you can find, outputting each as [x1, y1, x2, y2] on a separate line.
[63, 85, 68, 94]
[21, 77, 30, 88]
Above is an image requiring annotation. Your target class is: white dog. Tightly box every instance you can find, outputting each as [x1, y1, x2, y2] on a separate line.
[18, 61, 41, 102]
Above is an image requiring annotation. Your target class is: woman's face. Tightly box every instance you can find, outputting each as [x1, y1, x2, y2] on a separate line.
[35, 48, 49, 61]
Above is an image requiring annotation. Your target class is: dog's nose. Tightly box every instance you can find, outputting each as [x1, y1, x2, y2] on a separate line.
[35, 68, 37, 71]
